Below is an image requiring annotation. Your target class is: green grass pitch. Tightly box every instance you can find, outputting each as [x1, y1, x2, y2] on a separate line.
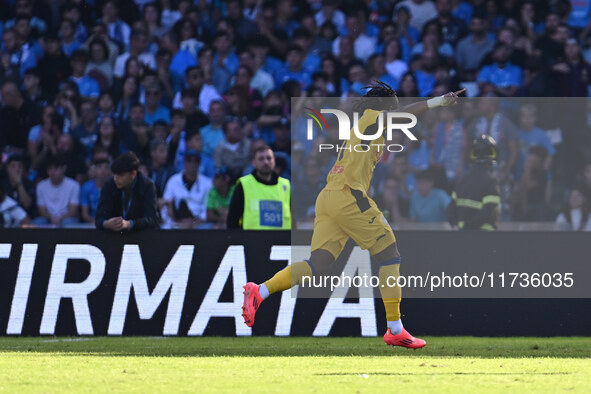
[0, 336, 589, 393]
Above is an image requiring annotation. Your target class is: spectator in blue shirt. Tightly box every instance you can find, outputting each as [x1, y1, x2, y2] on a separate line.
[275, 45, 312, 89]
[515, 103, 555, 180]
[213, 31, 240, 76]
[2, 28, 37, 80]
[143, 82, 171, 125]
[160, 31, 197, 91]
[293, 28, 322, 75]
[200, 100, 226, 158]
[59, 19, 82, 58]
[477, 44, 522, 97]
[68, 49, 100, 99]
[410, 169, 451, 222]
[414, 48, 439, 97]
[81, 158, 111, 224]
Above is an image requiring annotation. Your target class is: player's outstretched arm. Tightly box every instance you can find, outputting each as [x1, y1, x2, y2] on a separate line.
[397, 89, 465, 117]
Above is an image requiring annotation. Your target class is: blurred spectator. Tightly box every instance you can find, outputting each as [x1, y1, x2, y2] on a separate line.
[83, 23, 120, 65]
[185, 129, 215, 178]
[213, 31, 239, 77]
[200, 100, 226, 158]
[0, 154, 35, 217]
[240, 48, 275, 97]
[555, 186, 591, 231]
[114, 29, 155, 79]
[226, 0, 258, 50]
[397, 71, 420, 97]
[470, 97, 519, 183]
[275, 45, 312, 90]
[72, 100, 99, 161]
[410, 22, 455, 60]
[375, 175, 407, 226]
[143, 2, 168, 40]
[332, 12, 377, 62]
[427, 0, 468, 45]
[96, 151, 159, 231]
[43, 134, 86, 184]
[37, 33, 71, 99]
[68, 49, 100, 99]
[455, 13, 495, 80]
[143, 82, 170, 125]
[294, 156, 324, 221]
[535, 20, 569, 67]
[5, 0, 47, 36]
[22, 67, 49, 109]
[512, 146, 551, 221]
[147, 138, 174, 200]
[97, 92, 118, 124]
[160, 31, 197, 89]
[162, 150, 212, 229]
[430, 105, 467, 183]
[0, 28, 36, 81]
[293, 28, 322, 75]
[100, 0, 131, 51]
[394, 1, 438, 32]
[391, 152, 416, 217]
[172, 66, 221, 115]
[227, 145, 291, 229]
[86, 38, 113, 88]
[94, 116, 125, 160]
[0, 182, 30, 227]
[214, 118, 252, 182]
[477, 44, 522, 97]
[410, 169, 451, 222]
[414, 48, 439, 96]
[270, 118, 291, 154]
[0, 80, 39, 152]
[34, 156, 80, 227]
[550, 38, 591, 97]
[80, 158, 111, 224]
[62, 3, 87, 44]
[114, 75, 140, 122]
[383, 39, 408, 87]
[515, 103, 555, 179]
[119, 103, 149, 161]
[206, 167, 235, 228]
[316, 0, 346, 34]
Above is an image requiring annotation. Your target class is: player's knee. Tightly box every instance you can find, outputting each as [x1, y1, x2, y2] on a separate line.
[372, 242, 400, 264]
[309, 249, 335, 275]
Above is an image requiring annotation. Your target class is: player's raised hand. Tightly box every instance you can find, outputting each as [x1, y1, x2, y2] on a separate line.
[442, 89, 466, 106]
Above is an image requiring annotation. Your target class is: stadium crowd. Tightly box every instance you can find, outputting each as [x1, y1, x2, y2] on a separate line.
[0, 0, 591, 229]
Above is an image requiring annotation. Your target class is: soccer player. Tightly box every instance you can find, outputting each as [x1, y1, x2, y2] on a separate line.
[242, 82, 462, 348]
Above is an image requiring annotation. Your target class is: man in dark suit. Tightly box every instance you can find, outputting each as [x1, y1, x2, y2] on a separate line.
[96, 152, 159, 231]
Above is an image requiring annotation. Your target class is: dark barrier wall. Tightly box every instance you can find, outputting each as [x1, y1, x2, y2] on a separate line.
[0, 229, 589, 336]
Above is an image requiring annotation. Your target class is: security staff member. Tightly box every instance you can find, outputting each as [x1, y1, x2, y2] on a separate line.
[447, 135, 500, 230]
[227, 145, 291, 230]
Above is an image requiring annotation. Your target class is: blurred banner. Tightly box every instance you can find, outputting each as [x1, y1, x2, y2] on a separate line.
[0, 230, 589, 336]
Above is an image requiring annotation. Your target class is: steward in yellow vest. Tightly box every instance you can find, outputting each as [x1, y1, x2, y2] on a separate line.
[226, 146, 291, 230]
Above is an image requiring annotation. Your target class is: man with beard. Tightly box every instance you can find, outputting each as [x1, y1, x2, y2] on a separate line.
[226, 145, 291, 230]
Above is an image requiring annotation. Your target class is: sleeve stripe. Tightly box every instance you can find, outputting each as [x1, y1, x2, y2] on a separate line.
[482, 195, 501, 205]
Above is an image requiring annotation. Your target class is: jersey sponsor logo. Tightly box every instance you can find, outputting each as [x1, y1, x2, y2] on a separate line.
[329, 165, 344, 175]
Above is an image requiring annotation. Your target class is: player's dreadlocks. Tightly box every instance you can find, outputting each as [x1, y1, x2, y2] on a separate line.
[363, 80, 397, 98]
[354, 80, 399, 112]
